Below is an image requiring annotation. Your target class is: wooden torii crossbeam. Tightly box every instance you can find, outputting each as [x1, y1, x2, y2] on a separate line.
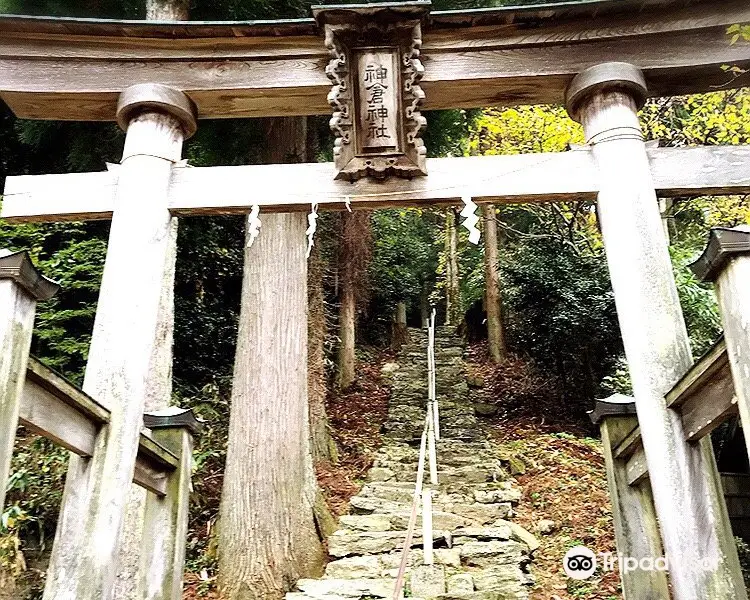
[2, 1, 750, 599]
[0, 0, 748, 120]
[3, 145, 750, 221]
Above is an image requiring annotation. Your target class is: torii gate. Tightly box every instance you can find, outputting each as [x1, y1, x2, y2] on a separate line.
[1, 1, 750, 599]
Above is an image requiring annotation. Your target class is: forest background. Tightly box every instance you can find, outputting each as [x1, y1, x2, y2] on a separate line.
[0, 0, 749, 597]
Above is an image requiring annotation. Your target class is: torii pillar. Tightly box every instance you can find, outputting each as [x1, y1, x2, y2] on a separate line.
[566, 63, 745, 599]
[43, 84, 197, 600]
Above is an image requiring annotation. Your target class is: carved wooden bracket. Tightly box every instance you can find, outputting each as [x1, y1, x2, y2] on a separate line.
[313, 2, 430, 181]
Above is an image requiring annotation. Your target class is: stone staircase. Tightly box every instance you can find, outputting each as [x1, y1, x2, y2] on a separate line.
[383, 327, 480, 442]
[287, 328, 536, 600]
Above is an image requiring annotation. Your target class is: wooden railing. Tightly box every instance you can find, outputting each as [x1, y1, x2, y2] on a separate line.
[0, 250, 201, 600]
[590, 226, 750, 599]
[592, 337, 738, 487]
[22, 356, 184, 495]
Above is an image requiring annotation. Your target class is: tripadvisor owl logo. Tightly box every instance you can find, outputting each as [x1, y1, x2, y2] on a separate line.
[563, 546, 597, 579]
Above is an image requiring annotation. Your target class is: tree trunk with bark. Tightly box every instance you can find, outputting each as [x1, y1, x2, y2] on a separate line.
[391, 301, 408, 351]
[444, 209, 462, 326]
[308, 242, 337, 464]
[482, 204, 507, 362]
[337, 280, 357, 389]
[218, 117, 326, 600]
[336, 210, 372, 389]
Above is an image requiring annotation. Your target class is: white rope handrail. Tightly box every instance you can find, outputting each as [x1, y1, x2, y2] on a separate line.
[392, 311, 440, 600]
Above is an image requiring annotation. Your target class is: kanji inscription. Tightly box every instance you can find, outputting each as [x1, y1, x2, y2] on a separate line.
[315, 2, 429, 181]
[357, 51, 399, 153]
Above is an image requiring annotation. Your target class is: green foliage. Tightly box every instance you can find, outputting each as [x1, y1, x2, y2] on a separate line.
[365, 208, 440, 338]
[0, 0, 142, 17]
[0, 436, 68, 589]
[670, 245, 721, 357]
[462, 91, 747, 402]
[179, 382, 228, 588]
[728, 24, 750, 45]
[174, 216, 244, 387]
[640, 90, 750, 147]
[423, 110, 478, 158]
[0, 220, 108, 381]
[469, 104, 583, 155]
[500, 236, 621, 405]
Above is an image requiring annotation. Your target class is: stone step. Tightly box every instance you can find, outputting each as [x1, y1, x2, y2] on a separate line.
[367, 459, 508, 483]
[363, 464, 502, 486]
[349, 495, 408, 514]
[348, 495, 513, 525]
[373, 448, 498, 469]
[291, 577, 399, 599]
[328, 530, 451, 557]
[458, 540, 529, 567]
[340, 510, 472, 533]
[349, 496, 513, 526]
[325, 548, 461, 579]
[357, 482, 520, 504]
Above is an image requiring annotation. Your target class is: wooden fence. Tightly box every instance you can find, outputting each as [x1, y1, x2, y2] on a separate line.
[590, 226, 750, 599]
[0, 249, 201, 600]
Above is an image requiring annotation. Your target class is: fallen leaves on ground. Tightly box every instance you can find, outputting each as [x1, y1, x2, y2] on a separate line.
[467, 343, 622, 600]
[318, 348, 393, 515]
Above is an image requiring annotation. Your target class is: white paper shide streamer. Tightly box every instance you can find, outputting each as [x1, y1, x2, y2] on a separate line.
[460, 195, 481, 244]
[246, 204, 262, 248]
[306, 202, 319, 258]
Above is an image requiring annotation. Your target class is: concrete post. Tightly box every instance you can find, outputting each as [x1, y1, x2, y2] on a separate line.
[567, 62, 745, 599]
[0, 251, 58, 512]
[43, 84, 197, 600]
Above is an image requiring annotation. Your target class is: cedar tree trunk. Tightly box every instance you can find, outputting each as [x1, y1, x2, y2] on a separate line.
[218, 117, 326, 600]
[482, 204, 507, 362]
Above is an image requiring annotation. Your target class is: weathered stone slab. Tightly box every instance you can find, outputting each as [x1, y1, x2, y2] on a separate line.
[360, 483, 416, 503]
[447, 574, 474, 594]
[328, 532, 415, 557]
[471, 567, 528, 594]
[296, 578, 399, 599]
[473, 488, 522, 504]
[451, 526, 512, 544]
[324, 556, 382, 579]
[329, 531, 450, 557]
[433, 548, 462, 568]
[390, 510, 470, 532]
[340, 514, 394, 532]
[349, 496, 407, 515]
[458, 541, 527, 568]
[410, 565, 446, 598]
[437, 503, 512, 524]
[496, 521, 540, 553]
[367, 467, 396, 482]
